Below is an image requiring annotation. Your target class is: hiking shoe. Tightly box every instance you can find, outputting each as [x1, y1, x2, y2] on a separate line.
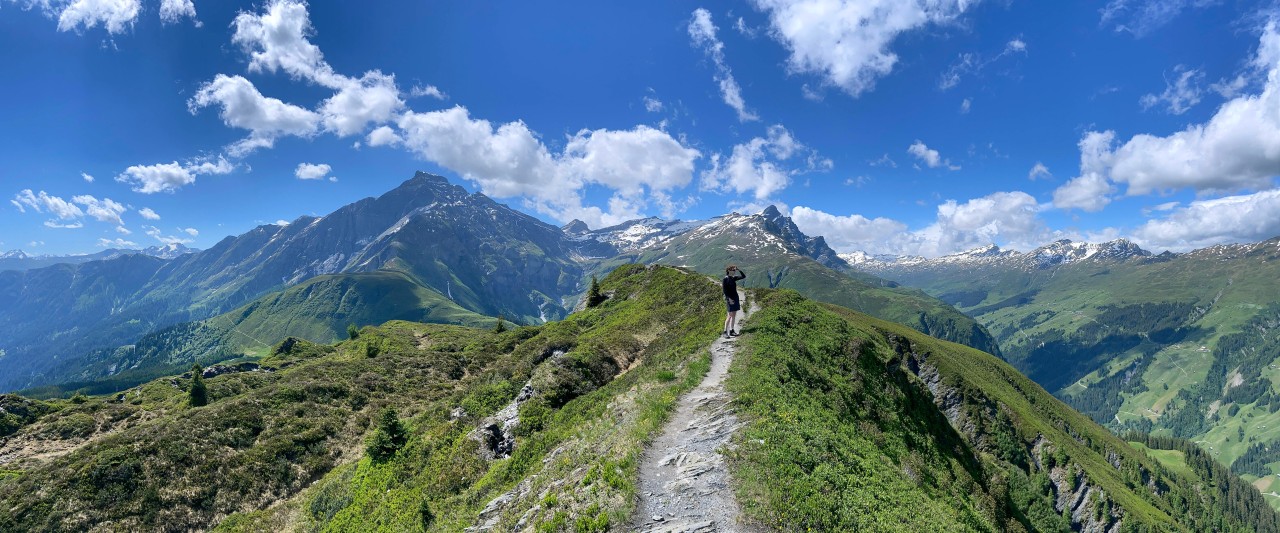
[728, 330, 738, 337]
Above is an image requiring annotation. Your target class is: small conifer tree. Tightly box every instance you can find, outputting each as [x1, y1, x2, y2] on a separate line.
[494, 314, 507, 333]
[586, 275, 606, 308]
[189, 364, 208, 407]
[366, 407, 408, 461]
[347, 323, 360, 340]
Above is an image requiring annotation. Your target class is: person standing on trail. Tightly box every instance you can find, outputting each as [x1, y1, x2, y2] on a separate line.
[722, 265, 746, 337]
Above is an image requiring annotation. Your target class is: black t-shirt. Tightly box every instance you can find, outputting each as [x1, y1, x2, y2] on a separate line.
[722, 270, 745, 300]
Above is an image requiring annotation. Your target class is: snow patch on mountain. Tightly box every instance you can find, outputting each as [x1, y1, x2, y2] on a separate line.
[843, 239, 1152, 275]
[568, 217, 711, 254]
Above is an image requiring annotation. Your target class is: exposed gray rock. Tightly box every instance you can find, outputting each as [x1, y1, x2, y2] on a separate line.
[471, 381, 536, 460]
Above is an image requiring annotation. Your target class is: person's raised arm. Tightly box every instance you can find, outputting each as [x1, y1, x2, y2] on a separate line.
[736, 269, 746, 281]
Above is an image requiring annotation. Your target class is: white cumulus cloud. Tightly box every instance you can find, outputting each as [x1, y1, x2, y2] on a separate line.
[395, 105, 701, 228]
[138, 207, 160, 220]
[10, 189, 129, 227]
[907, 140, 959, 170]
[116, 157, 234, 194]
[158, 0, 196, 25]
[12, 0, 202, 33]
[11, 189, 84, 220]
[790, 206, 908, 251]
[701, 124, 827, 200]
[409, 84, 446, 99]
[752, 0, 979, 97]
[1131, 189, 1280, 251]
[1065, 21, 1280, 200]
[793, 191, 1048, 257]
[1052, 130, 1118, 211]
[318, 70, 404, 137]
[366, 125, 403, 147]
[188, 74, 321, 156]
[72, 194, 126, 225]
[230, 0, 341, 87]
[294, 162, 331, 180]
[55, 0, 140, 34]
[227, 0, 404, 138]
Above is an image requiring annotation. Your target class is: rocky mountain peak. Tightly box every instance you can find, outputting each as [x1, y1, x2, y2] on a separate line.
[741, 207, 849, 271]
[562, 219, 590, 235]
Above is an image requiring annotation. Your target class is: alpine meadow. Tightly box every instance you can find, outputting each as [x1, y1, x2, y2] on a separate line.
[4, 0, 1280, 531]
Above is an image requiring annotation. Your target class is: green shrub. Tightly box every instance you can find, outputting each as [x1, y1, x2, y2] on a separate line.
[574, 503, 609, 532]
[48, 412, 96, 439]
[347, 324, 360, 340]
[189, 365, 208, 407]
[515, 398, 551, 437]
[365, 407, 408, 462]
[586, 275, 606, 308]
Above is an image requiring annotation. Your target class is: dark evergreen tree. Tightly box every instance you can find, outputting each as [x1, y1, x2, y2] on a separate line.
[586, 275, 606, 308]
[366, 407, 408, 461]
[188, 364, 208, 407]
[493, 314, 507, 333]
[347, 323, 360, 340]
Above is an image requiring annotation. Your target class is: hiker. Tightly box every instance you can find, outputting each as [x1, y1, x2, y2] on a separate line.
[723, 265, 746, 337]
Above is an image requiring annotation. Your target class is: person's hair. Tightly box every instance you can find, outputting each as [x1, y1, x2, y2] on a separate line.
[725, 265, 737, 275]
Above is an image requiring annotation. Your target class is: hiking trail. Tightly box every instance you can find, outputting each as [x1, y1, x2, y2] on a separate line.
[629, 290, 766, 533]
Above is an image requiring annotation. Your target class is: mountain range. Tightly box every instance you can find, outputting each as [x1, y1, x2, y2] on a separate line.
[0, 172, 1277, 528]
[0, 243, 195, 271]
[0, 265, 1272, 531]
[0, 172, 995, 394]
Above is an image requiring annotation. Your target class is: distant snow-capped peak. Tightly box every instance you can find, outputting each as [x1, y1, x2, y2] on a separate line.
[569, 216, 710, 253]
[841, 238, 1151, 274]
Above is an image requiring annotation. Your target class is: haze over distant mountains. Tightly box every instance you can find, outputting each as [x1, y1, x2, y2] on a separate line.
[0, 244, 195, 271]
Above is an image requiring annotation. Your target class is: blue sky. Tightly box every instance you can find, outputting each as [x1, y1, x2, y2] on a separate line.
[3, 0, 1279, 257]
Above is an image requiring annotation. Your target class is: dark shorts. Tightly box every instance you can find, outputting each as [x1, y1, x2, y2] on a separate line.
[725, 297, 740, 313]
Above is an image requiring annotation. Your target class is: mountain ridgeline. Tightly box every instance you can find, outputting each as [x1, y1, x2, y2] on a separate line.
[849, 237, 1280, 508]
[0, 266, 1271, 531]
[0, 172, 995, 395]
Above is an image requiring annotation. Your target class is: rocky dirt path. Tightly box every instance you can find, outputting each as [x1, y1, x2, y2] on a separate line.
[629, 292, 766, 533]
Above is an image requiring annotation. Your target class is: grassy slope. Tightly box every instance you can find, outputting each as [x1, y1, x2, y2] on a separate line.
[0, 265, 724, 532]
[728, 288, 1275, 532]
[24, 269, 495, 400]
[5, 267, 1273, 531]
[206, 269, 496, 351]
[876, 243, 1280, 507]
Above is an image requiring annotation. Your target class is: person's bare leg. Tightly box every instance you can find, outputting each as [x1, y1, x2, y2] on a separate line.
[724, 311, 736, 334]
